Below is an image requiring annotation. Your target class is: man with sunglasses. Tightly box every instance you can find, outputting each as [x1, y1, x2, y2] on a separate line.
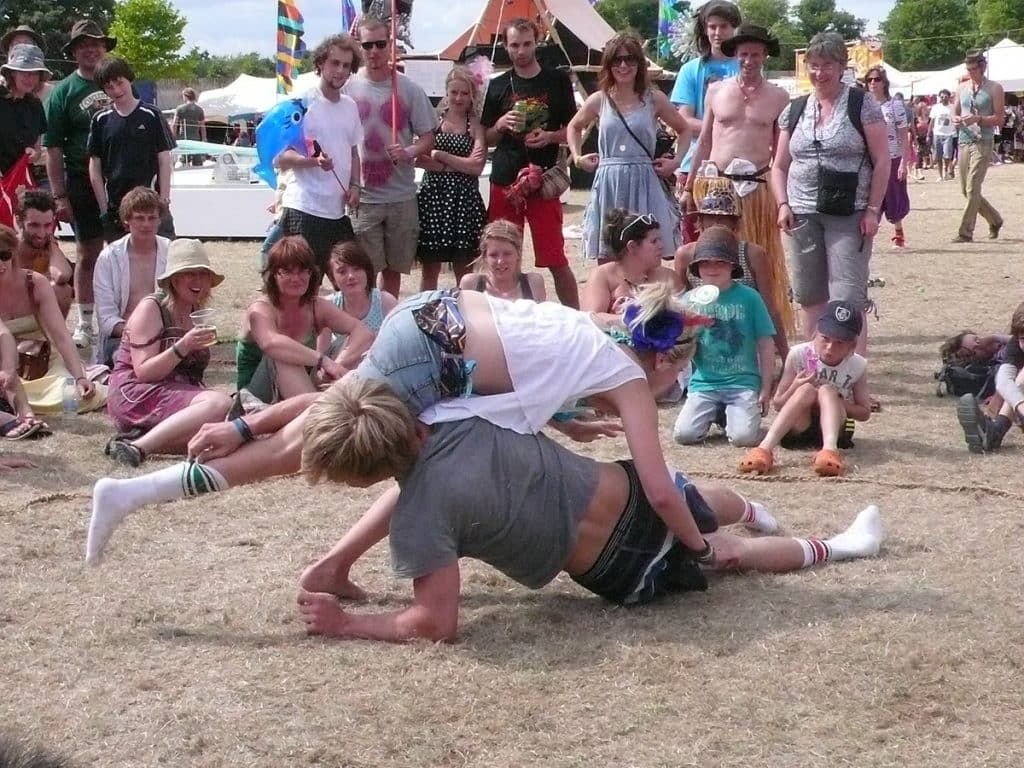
[275, 34, 363, 286]
[481, 18, 579, 308]
[951, 51, 1004, 243]
[343, 17, 436, 299]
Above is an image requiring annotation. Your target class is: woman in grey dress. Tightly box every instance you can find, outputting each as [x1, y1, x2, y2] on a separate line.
[568, 32, 690, 262]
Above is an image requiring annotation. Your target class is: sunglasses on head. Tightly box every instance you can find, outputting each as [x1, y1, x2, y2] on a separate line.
[0, 250, 12, 262]
[621, 213, 658, 241]
[361, 40, 388, 50]
[611, 54, 638, 67]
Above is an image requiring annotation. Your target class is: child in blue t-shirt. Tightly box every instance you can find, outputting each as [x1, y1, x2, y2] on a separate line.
[673, 226, 775, 447]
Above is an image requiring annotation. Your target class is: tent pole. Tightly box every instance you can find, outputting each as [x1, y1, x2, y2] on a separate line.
[391, 0, 399, 144]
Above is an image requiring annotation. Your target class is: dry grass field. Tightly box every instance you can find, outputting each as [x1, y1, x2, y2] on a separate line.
[2, 164, 1023, 767]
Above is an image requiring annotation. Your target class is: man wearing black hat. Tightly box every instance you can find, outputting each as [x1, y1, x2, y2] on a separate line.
[43, 19, 116, 349]
[682, 24, 793, 340]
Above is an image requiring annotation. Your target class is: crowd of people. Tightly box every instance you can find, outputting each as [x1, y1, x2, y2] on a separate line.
[1, 9, 1019, 642]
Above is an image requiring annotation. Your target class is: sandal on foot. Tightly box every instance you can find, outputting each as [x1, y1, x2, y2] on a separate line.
[0, 416, 43, 440]
[812, 448, 845, 477]
[739, 447, 774, 475]
[106, 438, 145, 467]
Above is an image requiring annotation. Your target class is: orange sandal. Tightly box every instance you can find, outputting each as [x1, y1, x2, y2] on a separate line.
[812, 448, 845, 477]
[739, 447, 774, 475]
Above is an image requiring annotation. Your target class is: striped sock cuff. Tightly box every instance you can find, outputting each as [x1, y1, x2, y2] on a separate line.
[182, 461, 228, 497]
[795, 537, 832, 568]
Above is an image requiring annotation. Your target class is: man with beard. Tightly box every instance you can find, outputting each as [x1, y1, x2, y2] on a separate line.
[43, 19, 116, 348]
[275, 35, 363, 285]
[14, 189, 73, 317]
[682, 24, 794, 340]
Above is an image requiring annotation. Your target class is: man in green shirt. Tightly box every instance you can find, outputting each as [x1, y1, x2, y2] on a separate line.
[43, 19, 115, 348]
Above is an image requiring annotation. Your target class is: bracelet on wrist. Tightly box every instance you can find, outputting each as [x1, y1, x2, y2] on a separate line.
[777, 201, 790, 210]
[231, 417, 255, 443]
[171, 343, 185, 360]
[695, 538, 715, 565]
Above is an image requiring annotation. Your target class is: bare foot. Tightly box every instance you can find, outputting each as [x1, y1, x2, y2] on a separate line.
[299, 558, 368, 602]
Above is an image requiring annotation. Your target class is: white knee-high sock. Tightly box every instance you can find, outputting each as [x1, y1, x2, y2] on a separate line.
[86, 461, 229, 566]
[794, 505, 882, 568]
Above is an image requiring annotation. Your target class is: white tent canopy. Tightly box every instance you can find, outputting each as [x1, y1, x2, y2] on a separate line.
[197, 72, 320, 121]
[908, 38, 1024, 95]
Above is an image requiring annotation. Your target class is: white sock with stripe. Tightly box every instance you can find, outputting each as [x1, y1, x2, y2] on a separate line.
[86, 461, 228, 566]
[795, 505, 883, 568]
[738, 497, 779, 533]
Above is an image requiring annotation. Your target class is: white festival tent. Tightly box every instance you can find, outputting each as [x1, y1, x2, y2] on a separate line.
[196, 72, 321, 121]
[909, 38, 1024, 95]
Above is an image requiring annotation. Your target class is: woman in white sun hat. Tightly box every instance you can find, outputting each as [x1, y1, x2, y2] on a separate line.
[104, 238, 232, 467]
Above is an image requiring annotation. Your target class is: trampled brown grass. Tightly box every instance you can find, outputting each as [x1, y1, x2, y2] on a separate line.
[2, 165, 1023, 767]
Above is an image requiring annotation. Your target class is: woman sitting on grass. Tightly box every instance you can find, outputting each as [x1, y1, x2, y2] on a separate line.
[322, 241, 397, 350]
[235, 236, 373, 406]
[458, 220, 546, 302]
[104, 240, 232, 467]
[582, 208, 679, 324]
[0, 225, 103, 428]
[0, 317, 45, 439]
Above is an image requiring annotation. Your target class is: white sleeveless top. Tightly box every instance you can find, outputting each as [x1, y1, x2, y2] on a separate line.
[419, 295, 644, 433]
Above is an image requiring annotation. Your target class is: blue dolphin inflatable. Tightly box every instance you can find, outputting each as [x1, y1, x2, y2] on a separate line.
[254, 98, 308, 189]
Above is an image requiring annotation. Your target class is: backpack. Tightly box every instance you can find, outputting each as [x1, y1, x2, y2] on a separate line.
[787, 87, 871, 166]
[934, 360, 999, 399]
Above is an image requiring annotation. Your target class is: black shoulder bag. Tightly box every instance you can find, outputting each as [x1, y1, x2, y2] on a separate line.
[809, 90, 868, 217]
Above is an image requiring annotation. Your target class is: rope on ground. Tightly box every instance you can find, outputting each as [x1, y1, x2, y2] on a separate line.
[683, 470, 1024, 501]
[17, 492, 91, 511]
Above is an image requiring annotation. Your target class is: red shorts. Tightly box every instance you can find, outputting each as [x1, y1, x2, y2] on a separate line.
[487, 183, 568, 269]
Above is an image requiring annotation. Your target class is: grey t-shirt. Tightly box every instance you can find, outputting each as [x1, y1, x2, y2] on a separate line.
[343, 72, 438, 205]
[175, 102, 204, 140]
[389, 419, 600, 589]
[779, 86, 884, 215]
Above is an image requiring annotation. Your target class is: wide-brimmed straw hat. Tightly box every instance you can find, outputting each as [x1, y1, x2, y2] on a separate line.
[1, 25, 44, 54]
[61, 19, 116, 59]
[157, 239, 225, 290]
[1, 44, 51, 81]
[721, 24, 780, 58]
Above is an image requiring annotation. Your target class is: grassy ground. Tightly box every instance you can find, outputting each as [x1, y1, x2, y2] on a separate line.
[2, 163, 1023, 767]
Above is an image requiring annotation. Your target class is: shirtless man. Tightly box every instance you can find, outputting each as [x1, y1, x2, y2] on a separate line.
[682, 24, 793, 339]
[15, 190, 74, 317]
[91, 186, 169, 366]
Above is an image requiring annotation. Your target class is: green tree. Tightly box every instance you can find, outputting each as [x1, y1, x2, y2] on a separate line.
[180, 48, 278, 79]
[975, 0, 1024, 40]
[737, 0, 806, 69]
[0, 0, 115, 65]
[109, 0, 186, 79]
[880, 0, 976, 69]
[793, 0, 865, 40]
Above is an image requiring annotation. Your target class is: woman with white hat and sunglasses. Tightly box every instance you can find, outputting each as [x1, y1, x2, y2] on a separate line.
[0, 43, 49, 179]
[104, 239, 232, 466]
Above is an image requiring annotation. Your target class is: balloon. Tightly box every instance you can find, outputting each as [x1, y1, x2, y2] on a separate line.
[254, 98, 308, 189]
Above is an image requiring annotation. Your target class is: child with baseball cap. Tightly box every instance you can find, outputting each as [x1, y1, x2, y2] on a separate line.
[673, 226, 776, 447]
[739, 299, 871, 477]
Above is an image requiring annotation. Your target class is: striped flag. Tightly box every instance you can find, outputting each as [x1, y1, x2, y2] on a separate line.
[277, 0, 307, 95]
[341, 0, 357, 33]
[657, 0, 681, 59]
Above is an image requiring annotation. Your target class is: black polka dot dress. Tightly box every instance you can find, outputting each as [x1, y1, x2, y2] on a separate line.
[417, 114, 486, 263]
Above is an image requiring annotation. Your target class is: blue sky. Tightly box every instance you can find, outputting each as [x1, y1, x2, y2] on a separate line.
[174, 0, 897, 57]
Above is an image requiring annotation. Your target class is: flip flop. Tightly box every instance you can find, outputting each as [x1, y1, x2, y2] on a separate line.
[812, 448, 845, 477]
[0, 416, 43, 440]
[738, 447, 774, 475]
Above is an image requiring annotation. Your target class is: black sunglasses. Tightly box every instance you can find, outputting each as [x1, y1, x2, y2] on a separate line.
[0, 250, 12, 262]
[361, 40, 388, 50]
[611, 54, 638, 67]
[866, 76, 883, 83]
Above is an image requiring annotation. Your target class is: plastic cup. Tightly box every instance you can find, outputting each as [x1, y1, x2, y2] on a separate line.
[189, 309, 218, 347]
[786, 220, 818, 255]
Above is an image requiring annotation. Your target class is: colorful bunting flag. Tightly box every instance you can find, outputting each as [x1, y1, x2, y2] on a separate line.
[277, 0, 307, 95]
[342, 0, 357, 33]
[657, 0, 682, 60]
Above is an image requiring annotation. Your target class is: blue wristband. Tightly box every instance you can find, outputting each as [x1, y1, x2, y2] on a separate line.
[232, 417, 255, 443]
[552, 411, 576, 423]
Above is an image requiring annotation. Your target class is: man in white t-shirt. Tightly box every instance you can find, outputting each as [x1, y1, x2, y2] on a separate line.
[929, 89, 956, 181]
[276, 34, 363, 284]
